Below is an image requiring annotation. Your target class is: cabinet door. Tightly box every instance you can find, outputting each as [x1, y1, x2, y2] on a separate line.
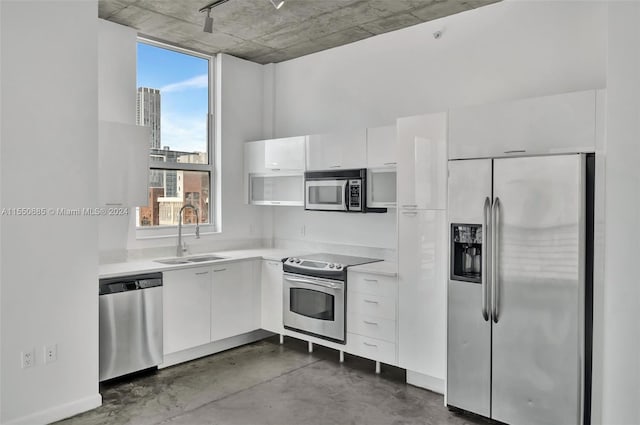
[367, 168, 396, 208]
[306, 128, 366, 170]
[398, 210, 447, 378]
[163, 267, 212, 355]
[264, 136, 306, 171]
[98, 20, 136, 124]
[244, 140, 267, 174]
[249, 175, 304, 206]
[396, 113, 447, 210]
[449, 89, 597, 159]
[98, 121, 150, 207]
[260, 260, 284, 333]
[367, 125, 397, 168]
[211, 261, 260, 341]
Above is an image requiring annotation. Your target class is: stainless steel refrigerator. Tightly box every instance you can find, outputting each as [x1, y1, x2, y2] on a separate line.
[446, 154, 593, 425]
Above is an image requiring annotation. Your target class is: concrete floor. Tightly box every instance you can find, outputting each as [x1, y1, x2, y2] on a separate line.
[57, 336, 488, 425]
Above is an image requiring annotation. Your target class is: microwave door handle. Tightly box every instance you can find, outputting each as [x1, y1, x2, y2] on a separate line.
[344, 180, 349, 211]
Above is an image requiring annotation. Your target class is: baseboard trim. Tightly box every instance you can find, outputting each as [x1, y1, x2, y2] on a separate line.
[3, 393, 102, 425]
[406, 370, 445, 394]
[160, 329, 272, 368]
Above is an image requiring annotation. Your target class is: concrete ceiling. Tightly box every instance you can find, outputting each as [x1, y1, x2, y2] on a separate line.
[99, 0, 501, 64]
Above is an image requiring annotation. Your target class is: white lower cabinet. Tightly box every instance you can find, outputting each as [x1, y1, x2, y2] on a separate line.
[398, 209, 447, 380]
[211, 261, 260, 341]
[346, 270, 398, 365]
[163, 266, 212, 355]
[260, 260, 284, 333]
[162, 259, 260, 361]
[347, 333, 397, 365]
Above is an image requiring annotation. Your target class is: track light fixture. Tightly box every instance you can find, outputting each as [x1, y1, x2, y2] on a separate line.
[203, 8, 213, 33]
[199, 0, 283, 34]
[270, 0, 285, 9]
[199, 0, 232, 33]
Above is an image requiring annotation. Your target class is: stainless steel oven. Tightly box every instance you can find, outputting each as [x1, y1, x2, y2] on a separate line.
[283, 272, 345, 343]
[282, 253, 383, 344]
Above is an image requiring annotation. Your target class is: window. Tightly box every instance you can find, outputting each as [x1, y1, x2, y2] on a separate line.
[135, 39, 215, 234]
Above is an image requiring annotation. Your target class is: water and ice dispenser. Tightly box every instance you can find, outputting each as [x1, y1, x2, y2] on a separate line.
[451, 224, 482, 283]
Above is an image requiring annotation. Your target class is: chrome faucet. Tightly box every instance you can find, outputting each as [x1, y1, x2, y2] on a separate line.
[177, 204, 200, 257]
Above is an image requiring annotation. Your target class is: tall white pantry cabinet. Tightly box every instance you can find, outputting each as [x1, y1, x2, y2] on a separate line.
[397, 112, 448, 393]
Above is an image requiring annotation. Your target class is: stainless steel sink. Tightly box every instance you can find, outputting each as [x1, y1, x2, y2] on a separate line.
[154, 255, 226, 265]
[154, 258, 191, 265]
[186, 255, 226, 262]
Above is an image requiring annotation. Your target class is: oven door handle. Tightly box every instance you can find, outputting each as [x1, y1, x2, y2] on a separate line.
[284, 276, 343, 290]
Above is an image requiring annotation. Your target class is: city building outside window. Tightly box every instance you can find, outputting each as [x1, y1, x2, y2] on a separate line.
[135, 39, 215, 235]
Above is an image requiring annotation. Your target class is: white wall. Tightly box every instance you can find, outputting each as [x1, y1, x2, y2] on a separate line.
[272, 1, 606, 137]
[0, 1, 101, 423]
[270, 0, 606, 251]
[214, 53, 272, 245]
[597, 4, 640, 424]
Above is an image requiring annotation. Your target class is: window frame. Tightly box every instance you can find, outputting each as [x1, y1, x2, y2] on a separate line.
[135, 37, 218, 239]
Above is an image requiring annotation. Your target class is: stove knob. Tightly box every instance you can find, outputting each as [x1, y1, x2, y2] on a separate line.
[336, 264, 343, 270]
[328, 263, 334, 269]
[288, 257, 294, 263]
[295, 259, 301, 263]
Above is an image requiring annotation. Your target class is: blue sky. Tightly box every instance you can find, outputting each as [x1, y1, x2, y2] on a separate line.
[137, 42, 209, 153]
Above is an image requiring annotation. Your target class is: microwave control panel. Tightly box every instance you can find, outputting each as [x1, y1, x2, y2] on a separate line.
[348, 180, 362, 211]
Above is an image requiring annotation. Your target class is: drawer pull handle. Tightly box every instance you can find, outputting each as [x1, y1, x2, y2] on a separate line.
[330, 165, 341, 168]
[195, 271, 209, 275]
[213, 268, 227, 272]
[364, 320, 378, 326]
[383, 162, 397, 166]
[268, 262, 280, 266]
[363, 342, 378, 348]
[364, 299, 379, 304]
[364, 278, 378, 283]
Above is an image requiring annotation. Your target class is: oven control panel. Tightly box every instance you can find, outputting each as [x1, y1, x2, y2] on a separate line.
[285, 257, 344, 271]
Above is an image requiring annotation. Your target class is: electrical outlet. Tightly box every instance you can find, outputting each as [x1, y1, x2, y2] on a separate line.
[44, 344, 57, 364]
[21, 349, 35, 368]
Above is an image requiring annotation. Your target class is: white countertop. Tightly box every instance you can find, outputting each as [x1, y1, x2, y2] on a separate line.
[99, 248, 305, 279]
[348, 260, 398, 277]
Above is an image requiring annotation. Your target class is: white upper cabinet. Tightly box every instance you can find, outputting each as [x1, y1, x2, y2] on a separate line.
[98, 19, 136, 124]
[98, 21, 148, 207]
[264, 136, 306, 171]
[396, 112, 448, 210]
[366, 125, 397, 207]
[244, 137, 306, 206]
[245, 140, 268, 175]
[449, 89, 602, 159]
[366, 125, 397, 168]
[99, 121, 150, 207]
[306, 128, 367, 170]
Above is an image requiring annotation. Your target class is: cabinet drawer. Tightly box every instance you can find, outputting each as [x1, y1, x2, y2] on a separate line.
[348, 272, 397, 298]
[347, 292, 396, 320]
[347, 313, 396, 343]
[347, 333, 396, 365]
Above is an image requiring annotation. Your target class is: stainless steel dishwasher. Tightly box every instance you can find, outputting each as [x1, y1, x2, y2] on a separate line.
[99, 272, 163, 381]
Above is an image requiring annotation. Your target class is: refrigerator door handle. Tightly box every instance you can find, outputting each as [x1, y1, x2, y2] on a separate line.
[482, 197, 491, 321]
[492, 197, 501, 323]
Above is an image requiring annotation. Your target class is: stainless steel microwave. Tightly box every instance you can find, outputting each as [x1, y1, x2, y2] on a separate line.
[304, 169, 386, 213]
